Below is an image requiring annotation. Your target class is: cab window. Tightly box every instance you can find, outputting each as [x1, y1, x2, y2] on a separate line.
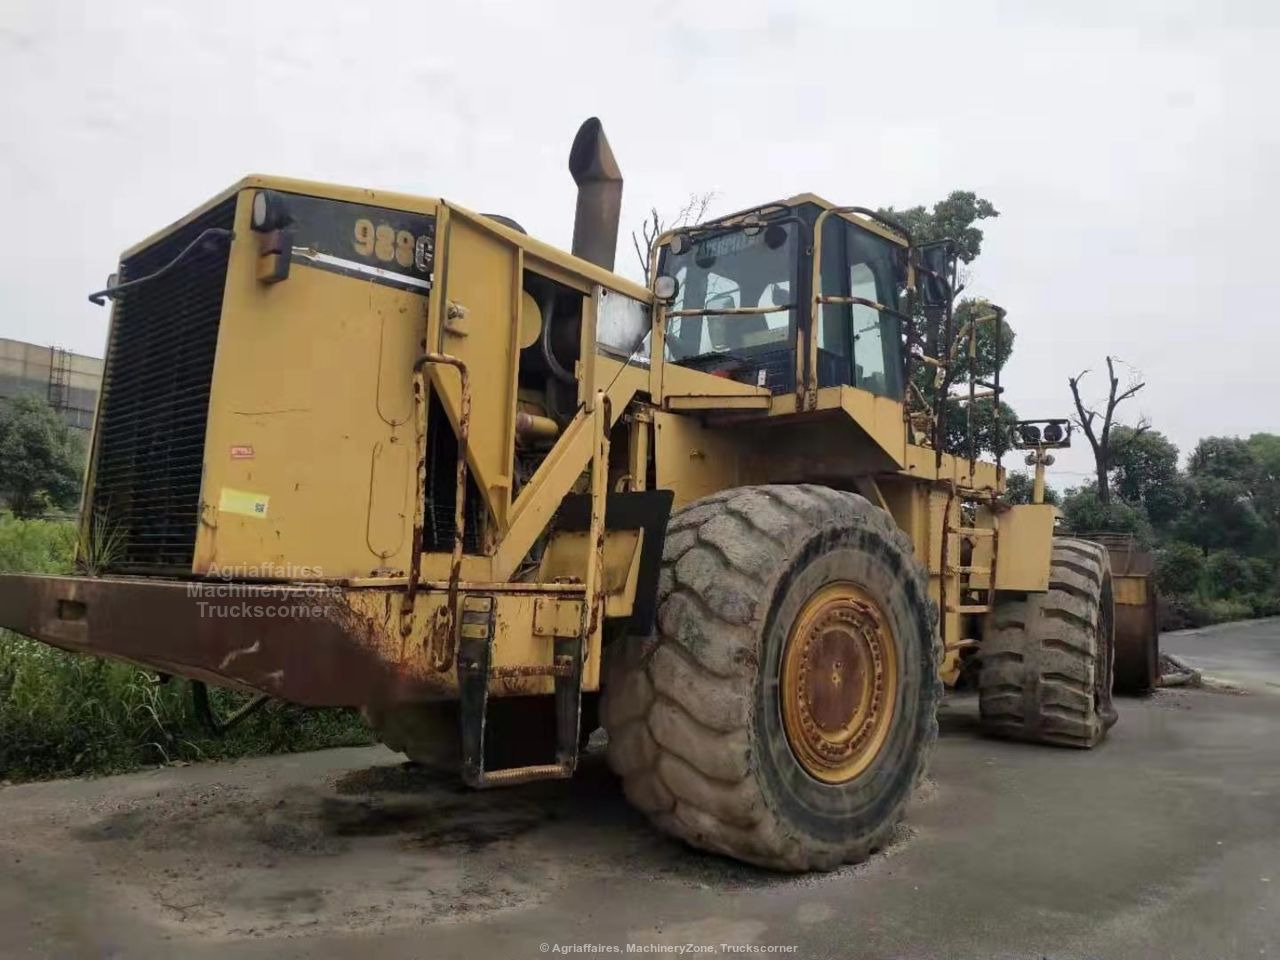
[817, 218, 904, 399]
[660, 223, 797, 377]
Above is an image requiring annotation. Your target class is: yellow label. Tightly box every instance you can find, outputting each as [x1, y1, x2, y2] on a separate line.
[219, 487, 270, 519]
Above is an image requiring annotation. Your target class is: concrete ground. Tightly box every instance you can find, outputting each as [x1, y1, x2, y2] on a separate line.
[1, 620, 1277, 960]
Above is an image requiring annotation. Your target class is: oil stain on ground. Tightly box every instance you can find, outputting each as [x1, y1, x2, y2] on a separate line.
[52, 751, 892, 941]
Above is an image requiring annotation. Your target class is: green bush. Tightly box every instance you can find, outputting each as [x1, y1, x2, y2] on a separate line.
[1246, 557, 1277, 595]
[1159, 594, 1258, 631]
[1003, 471, 1060, 506]
[1156, 541, 1203, 595]
[1244, 593, 1280, 618]
[1205, 549, 1254, 599]
[1158, 595, 1203, 631]
[1202, 597, 1254, 623]
[0, 394, 84, 518]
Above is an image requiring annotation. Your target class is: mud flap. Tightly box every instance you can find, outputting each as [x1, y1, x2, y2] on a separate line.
[554, 490, 673, 636]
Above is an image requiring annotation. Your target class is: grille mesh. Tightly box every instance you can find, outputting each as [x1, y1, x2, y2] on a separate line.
[423, 390, 483, 554]
[92, 197, 236, 572]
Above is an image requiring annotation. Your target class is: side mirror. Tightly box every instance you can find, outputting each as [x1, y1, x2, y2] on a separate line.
[915, 241, 954, 308]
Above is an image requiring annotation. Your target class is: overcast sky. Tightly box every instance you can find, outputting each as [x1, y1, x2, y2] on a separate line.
[2, 0, 1275, 482]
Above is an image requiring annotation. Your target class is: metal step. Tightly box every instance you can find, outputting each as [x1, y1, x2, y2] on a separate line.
[475, 764, 572, 787]
[456, 594, 584, 788]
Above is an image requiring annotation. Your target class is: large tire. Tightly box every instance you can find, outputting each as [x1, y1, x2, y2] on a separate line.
[362, 702, 460, 768]
[979, 537, 1118, 747]
[601, 484, 939, 872]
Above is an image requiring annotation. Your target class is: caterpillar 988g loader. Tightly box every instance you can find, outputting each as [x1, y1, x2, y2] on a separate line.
[0, 118, 1119, 871]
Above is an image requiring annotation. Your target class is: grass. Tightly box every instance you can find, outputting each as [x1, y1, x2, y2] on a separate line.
[0, 515, 372, 782]
[0, 514, 77, 575]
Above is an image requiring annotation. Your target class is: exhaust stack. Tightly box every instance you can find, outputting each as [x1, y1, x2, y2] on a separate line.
[568, 117, 623, 272]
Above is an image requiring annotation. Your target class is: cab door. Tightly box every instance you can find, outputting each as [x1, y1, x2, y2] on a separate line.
[816, 216, 905, 399]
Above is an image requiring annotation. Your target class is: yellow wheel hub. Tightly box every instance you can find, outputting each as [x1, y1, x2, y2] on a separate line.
[780, 582, 898, 784]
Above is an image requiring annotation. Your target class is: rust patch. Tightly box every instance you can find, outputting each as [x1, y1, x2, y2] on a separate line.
[0, 574, 454, 707]
[408, 352, 472, 674]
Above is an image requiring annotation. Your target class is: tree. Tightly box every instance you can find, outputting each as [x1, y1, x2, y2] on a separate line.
[908, 297, 1017, 459]
[878, 191, 1000, 267]
[1068, 356, 1147, 506]
[1188, 436, 1258, 483]
[939, 397, 1020, 461]
[1108, 427, 1185, 528]
[630, 192, 716, 279]
[1174, 436, 1268, 555]
[1181, 434, 1280, 558]
[1205, 550, 1254, 599]
[879, 193, 1011, 458]
[1155, 541, 1204, 596]
[1173, 474, 1266, 555]
[1246, 433, 1280, 539]
[1005, 470, 1060, 506]
[0, 395, 85, 519]
[1060, 484, 1151, 542]
[953, 298, 1016, 378]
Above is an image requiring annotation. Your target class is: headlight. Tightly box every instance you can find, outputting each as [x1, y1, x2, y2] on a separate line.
[250, 190, 288, 232]
[654, 275, 679, 301]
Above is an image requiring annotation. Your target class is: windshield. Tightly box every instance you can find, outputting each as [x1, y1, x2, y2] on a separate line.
[658, 222, 798, 380]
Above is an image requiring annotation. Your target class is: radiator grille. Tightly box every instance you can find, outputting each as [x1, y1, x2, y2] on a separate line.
[92, 196, 236, 572]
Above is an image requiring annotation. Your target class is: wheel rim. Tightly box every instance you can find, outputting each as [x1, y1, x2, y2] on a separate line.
[780, 582, 898, 784]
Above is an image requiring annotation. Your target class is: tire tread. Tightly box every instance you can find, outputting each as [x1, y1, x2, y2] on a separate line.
[979, 537, 1116, 748]
[602, 484, 938, 871]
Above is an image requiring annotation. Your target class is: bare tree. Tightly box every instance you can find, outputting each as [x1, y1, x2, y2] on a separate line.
[631, 192, 716, 280]
[1068, 356, 1149, 505]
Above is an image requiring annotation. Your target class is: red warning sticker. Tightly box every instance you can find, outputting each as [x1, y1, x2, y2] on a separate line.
[230, 445, 255, 460]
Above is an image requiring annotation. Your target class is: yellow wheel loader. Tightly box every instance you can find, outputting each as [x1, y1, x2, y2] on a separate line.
[0, 119, 1123, 870]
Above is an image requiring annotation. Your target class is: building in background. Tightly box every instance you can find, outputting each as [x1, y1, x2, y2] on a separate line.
[0, 338, 103, 435]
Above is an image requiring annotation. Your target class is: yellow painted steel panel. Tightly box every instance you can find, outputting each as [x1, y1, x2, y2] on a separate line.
[196, 192, 423, 579]
[839, 386, 908, 467]
[654, 411, 749, 508]
[366, 440, 410, 561]
[993, 504, 1056, 592]
[433, 214, 520, 530]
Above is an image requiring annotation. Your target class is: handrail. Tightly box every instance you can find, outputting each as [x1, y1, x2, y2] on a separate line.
[88, 228, 233, 305]
[666, 304, 795, 318]
[807, 206, 912, 410]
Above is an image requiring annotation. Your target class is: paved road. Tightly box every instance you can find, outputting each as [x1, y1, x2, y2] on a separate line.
[1164, 618, 1280, 693]
[2, 620, 1277, 960]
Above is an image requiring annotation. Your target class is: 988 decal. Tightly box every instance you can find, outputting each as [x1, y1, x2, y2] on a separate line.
[352, 218, 433, 272]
